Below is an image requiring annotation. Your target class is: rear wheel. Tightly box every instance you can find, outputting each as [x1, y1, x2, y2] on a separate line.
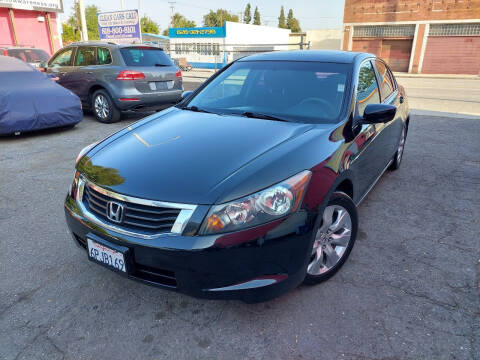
[389, 125, 406, 171]
[304, 192, 358, 284]
[92, 90, 121, 123]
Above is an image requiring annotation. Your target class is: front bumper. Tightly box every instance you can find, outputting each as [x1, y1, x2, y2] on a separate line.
[64, 194, 316, 303]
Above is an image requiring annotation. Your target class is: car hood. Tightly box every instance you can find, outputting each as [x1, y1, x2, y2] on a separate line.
[81, 108, 316, 204]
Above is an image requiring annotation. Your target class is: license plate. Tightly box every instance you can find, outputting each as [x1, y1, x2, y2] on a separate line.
[87, 238, 127, 273]
[149, 82, 157, 91]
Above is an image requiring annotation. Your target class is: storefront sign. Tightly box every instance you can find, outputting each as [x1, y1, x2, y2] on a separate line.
[97, 9, 141, 44]
[0, 0, 63, 12]
[169, 26, 226, 38]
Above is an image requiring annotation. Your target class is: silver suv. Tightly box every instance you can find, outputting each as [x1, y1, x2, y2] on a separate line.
[44, 42, 183, 123]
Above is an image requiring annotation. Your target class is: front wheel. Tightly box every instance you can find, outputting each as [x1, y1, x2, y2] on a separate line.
[304, 192, 358, 285]
[92, 90, 121, 123]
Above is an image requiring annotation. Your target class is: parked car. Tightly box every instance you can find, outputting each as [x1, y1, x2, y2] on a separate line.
[43, 42, 183, 123]
[64, 51, 409, 303]
[0, 56, 82, 135]
[0, 46, 50, 69]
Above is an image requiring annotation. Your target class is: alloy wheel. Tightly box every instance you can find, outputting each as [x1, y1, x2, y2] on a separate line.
[308, 205, 352, 275]
[94, 94, 110, 119]
[396, 127, 406, 164]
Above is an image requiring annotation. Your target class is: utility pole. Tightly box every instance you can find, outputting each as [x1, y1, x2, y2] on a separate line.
[78, 0, 88, 41]
[121, 0, 125, 10]
[168, 1, 176, 28]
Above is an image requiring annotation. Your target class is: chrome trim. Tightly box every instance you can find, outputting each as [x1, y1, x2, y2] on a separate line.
[76, 176, 197, 239]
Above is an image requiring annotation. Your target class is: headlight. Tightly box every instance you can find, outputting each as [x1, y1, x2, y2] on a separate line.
[201, 170, 311, 235]
[75, 142, 97, 165]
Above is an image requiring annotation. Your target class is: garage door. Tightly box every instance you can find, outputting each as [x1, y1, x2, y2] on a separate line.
[352, 38, 412, 72]
[380, 39, 412, 72]
[422, 36, 480, 74]
[352, 39, 382, 56]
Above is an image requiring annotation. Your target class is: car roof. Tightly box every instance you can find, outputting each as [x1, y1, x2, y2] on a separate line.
[238, 50, 374, 64]
[66, 41, 163, 50]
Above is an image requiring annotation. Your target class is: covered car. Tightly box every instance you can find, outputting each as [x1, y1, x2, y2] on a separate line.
[0, 56, 82, 135]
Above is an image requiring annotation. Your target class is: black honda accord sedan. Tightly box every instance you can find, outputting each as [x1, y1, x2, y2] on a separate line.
[65, 50, 409, 302]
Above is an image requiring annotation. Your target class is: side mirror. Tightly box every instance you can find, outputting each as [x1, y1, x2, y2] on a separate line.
[39, 61, 47, 72]
[363, 104, 396, 124]
[181, 90, 193, 101]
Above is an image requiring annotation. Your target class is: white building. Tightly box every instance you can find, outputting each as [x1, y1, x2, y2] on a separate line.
[168, 21, 291, 69]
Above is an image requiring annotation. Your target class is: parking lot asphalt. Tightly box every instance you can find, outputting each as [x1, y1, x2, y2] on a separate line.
[1, 82, 479, 360]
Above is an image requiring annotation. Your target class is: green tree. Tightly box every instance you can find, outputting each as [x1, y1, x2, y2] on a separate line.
[203, 9, 239, 27]
[85, 5, 100, 40]
[287, 9, 301, 32]
[253, 6, 261, 25]
[243, 3, 251, 24]
[62, 22, 80, 44]
[162, 12, 196, 35]
[172, 12, 196, 28]
[278, 6, 286, 28]
[62, 4, 100, 43]
[141, 16, 160, 34]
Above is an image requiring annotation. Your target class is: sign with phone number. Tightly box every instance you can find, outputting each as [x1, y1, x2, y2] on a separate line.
[97, 9, 141, 44]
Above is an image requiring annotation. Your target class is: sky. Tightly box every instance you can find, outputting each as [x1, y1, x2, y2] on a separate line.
[60, 0, 345, 31]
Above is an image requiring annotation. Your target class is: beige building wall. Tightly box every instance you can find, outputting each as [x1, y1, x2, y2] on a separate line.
[306, 29, 342, 50]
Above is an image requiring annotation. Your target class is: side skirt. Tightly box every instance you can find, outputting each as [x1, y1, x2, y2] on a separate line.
[355, 159, 393, 207]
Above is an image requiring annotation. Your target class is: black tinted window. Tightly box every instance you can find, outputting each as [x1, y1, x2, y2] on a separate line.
[120, 47, 173, 66]
[356, 61, 380, 116]
[97, 47, 112, 65]
[75, 47, 96, 66]
[187, 61, 349, 124]
[375, 60, 395, 100]
[8, 49, 49, 62]
[49, 48, 74, 66]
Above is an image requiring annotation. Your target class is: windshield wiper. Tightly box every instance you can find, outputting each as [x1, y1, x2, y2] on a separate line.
[241, 111, 290, 122]
[154, 63, 169, 67]
[181, 105, 213, 114]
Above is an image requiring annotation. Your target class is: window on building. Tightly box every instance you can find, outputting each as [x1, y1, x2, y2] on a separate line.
[356, 61, 380, 116]
[429, 23, 480, 36]
[97, 48, 112, 65]
[75, 47, 96, 66]
[49, 48, 74, 66]
[375, 60, 395, 100]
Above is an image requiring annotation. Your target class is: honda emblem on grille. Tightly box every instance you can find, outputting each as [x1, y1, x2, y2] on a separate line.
[106, 201, 124, 223]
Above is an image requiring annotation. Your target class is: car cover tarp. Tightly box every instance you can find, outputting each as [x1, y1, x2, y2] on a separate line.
[0, 56, 82, 135]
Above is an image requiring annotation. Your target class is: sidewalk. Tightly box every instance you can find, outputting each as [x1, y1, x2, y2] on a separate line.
[394, 72, 480, 80]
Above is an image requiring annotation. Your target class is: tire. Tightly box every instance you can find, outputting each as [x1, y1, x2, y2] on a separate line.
[389, 125, 406, 171]
[303, 192, 358, 285]
[92, 89, 121, 123]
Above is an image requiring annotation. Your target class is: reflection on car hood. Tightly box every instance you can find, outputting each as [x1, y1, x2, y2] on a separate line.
[83, 108, 315, 204]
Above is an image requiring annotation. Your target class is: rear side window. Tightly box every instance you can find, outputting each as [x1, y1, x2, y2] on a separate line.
[375, 60, 395, 100]
[7, 49, 49, 62]
[120, 47, 173, 67]
[97, 47, 112, 65]
[49, 48, 74, 66]
[356, 61, 380, 116]
[75, 47, 96, 66]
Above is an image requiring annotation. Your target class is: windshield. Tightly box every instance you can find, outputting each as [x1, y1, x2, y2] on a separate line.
[8, 49, 50, 62]
[185, 60, 350, 124]
[120, 47, 173, 67]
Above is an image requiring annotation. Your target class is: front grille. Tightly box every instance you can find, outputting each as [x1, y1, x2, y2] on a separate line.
[83, 185, 181, 235]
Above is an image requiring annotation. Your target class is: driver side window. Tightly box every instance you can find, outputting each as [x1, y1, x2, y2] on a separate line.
[356, 61, 380, 116]
[50, 48, 74, 67]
